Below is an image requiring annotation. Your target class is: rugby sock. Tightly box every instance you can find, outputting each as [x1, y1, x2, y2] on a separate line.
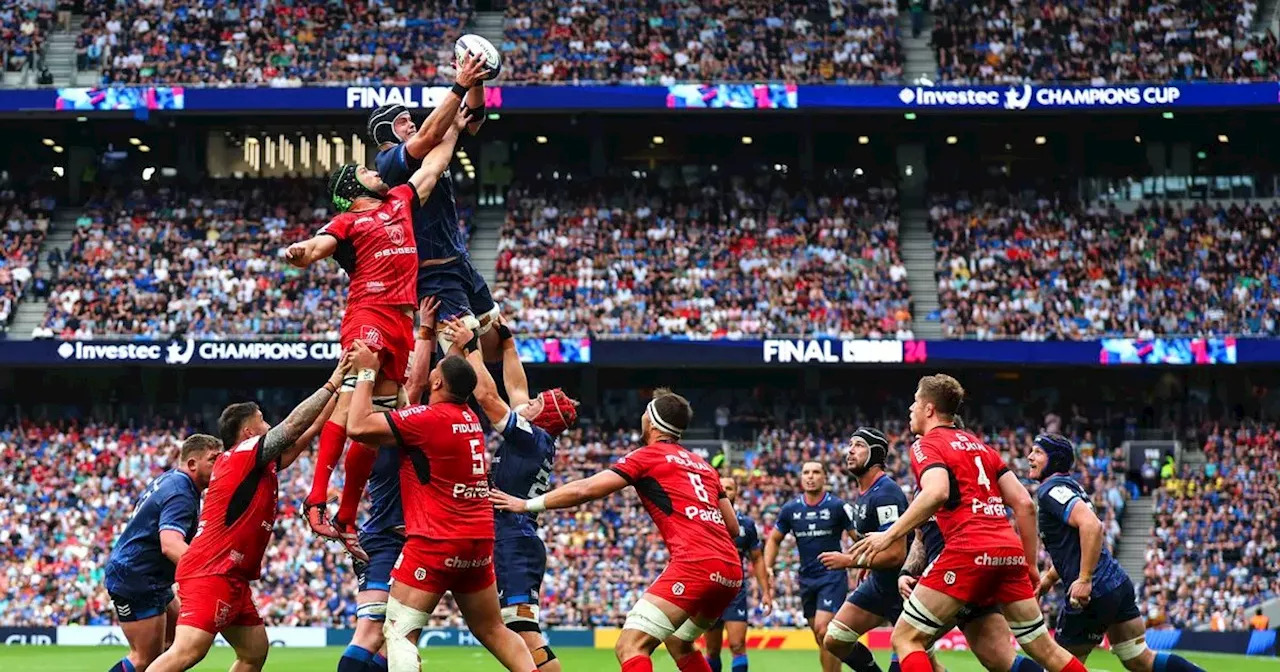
[370, 654, 388, 671]
[338, 645, 373, 672]
[706, 654, 722, 672]
[676, 652, 714, 672]
[1059, 657, 1087, 672]
[336, 442, 378, 526]
[900, 651, 932, 672]
[1011, 655, 1045, 672]
[841, 643, 882, 672]
[731, 653, 749, 672]
[621, 656, 654, 672]
[1155, 652, 1203, 672]
[887, 653, 900, 672]
[109, 660, 135, 672]
[308, 421, 347, 504]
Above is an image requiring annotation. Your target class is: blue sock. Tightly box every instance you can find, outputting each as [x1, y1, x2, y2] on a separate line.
[338, 645, 373, 672]
[887, 653, 900, 672]
[840, 643, 882, 672]
[1155, 652, 1204, 672]
[732, 653, 749, 672]
[369, 654, 388, 672]
[109, 660, 136, 672]
[707, 654, 723, 672]
[1011, 654, 1044, 672]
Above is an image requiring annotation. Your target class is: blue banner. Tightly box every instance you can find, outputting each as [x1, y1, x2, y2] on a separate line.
[325, 627, 593, 648]
[0, 627, 56, 645]
[2, 81, 1277, 113]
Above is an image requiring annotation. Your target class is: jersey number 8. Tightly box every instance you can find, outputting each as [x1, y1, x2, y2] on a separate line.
[688, 473, 711, 504]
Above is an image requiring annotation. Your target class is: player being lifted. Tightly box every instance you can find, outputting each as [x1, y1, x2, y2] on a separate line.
[764, 460, 857, 672]
[441, 316, 578, 672]
[850, 375, 1087, 672]
[491, 390, 743, 672]
[149, 358, 348, 672]
[703, 476, 771, 672]
[1029, 434, 1204, 672]
[291, 109, 469, 560]
[104, 435, 221, 672]
[344, 342, 538, 672]
[815, 427, 909, 672]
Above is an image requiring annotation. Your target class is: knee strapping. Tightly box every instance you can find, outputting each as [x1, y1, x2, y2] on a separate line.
[357, 601, 387, 622]
[477, 307, 500, 335]
[373, 394, 400, 411]
[502, 604, 542, 630]
[1008, 617, 1049, 645]
[437, 313, 481, 351]
[827, 619, 863, 643]
[902, 595, 945, 637]
[621, 600, 677, 641]
[383, 597, 426, 672]
[672, 618, 708, 643]
[532, 645, 557, 668]
[1112, 635, 1149, 662]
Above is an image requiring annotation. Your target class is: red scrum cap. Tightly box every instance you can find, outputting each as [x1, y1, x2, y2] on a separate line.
[531, 388, 578, 436]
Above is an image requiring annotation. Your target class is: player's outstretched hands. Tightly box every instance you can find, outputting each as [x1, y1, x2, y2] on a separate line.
[442, 316, 475, 352]
[898, 574, 918, 601]
[848, 531, 891, 567]
[420, 296, 441, 328]
[1067, 576, 1092, 610]
[285, 242, 310, 268]
[328, 347, 354, 387]
[818, 551, 856, 570]
[489, 489, 529, 513]
[454, 50, 490, 88]
[348, 340, 380, 372]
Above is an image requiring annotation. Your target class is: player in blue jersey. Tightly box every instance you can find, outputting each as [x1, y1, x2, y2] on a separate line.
[441, 315, 578, 671]
[103, 434, 221, 672]
[765, 460, 857, 672]
[1029, 434, 1204, 672]
[704, 476, 771, 672]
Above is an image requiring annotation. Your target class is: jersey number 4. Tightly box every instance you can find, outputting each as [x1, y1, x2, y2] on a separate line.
[974, 456, 991, 489]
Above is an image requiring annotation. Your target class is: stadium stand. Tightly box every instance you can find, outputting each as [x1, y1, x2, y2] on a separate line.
[496, 174, 913, 339]
[499, 0, 905, 84]
[929, 0, 1280, 84]
[1, 1, 50, 74]
[78, 0, 472, 85]
[0, 185, 53, 335]
[929, 196, 1280, 340]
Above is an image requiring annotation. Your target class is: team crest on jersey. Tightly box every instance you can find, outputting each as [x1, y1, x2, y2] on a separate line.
[943, 571, 956, 585]
[362, 326, 384, 348]
[214, 600, 233, 627]
[414, 567, 427, 582]
[672, 582, 686, 596]
[386, 223, 406, 246]
[819, 508, 831, 520]
[377, 212, 391, 221]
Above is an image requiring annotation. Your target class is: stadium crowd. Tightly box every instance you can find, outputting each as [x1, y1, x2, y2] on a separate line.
[930, 0, 1279, 84]
[496, 175, 913, 339]
[1, 0, 49, 73]
[77, 0, 471, 86]
[0, 185, 53, 334]
[0, 408, 1159, 630]
[500, 0, 904, 84]
[929, 196, 1280, 339]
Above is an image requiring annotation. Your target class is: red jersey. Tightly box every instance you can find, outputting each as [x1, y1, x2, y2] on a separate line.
[386, 402, 492, 540]
[910, 426, 1022, 552]
[176, 436, 279, 582]
[318, 183, 418, 309]
[609, 441, 739, 563]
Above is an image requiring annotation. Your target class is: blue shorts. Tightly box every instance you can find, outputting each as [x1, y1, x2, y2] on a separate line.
[1056, 576, 1141, 647]
[954, 602, 998, 628]
[417, 257, 495, 319]
[108, 587, 174, 623]
[717, 586, 750, 624]
[801, 575, 848, 619]
[355, 528, 406, 593]
[847, 575, 903, 623]
[494, 535, 547, 608]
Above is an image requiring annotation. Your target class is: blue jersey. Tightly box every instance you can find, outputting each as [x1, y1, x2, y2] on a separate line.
[104, 470, 199, 594]
[851, 474, 910, 585]
[775, 492, 856, 581]
[921, 518, 946, 564]
[492, 410, 555, 540]
[374, 142, 466, 262]
[361, 445, 404, 535]
[1036, 474, 1127, 595]
[734, 514, 762, 573]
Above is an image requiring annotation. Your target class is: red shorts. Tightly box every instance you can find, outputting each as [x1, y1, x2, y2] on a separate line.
[340, 304, 414, 386]
[919, 547, 1035, 607]
[391, 537, 495, 595]
[648, 557, 743, 620]
[174, 575, 262, 634]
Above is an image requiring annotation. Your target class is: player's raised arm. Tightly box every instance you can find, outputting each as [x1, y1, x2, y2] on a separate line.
[996, 469, 1039, 576]
[441, 316, 508, 425]
[490, 469, 629, 513]
[404, 51, 488, 160]
[346, 341, 400, 446]
[278, 394, 337, 470]
[407, 118, 466, 206]
[258, 352, 351, 466]
[495, 318, 530, 408]
[284, 232, 339, 268]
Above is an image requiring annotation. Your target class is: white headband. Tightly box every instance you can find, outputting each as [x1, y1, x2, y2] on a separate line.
[647, 399, 683, 438]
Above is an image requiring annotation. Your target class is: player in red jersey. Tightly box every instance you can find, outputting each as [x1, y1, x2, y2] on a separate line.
[491, 389, 743, 672]
[148, 356, 350, 672]
[344, 341, 538, 672]
[286, 110, 469, 560]
[850, 375, 1086, 672]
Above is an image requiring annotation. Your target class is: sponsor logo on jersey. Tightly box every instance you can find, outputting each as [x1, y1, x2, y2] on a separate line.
[792, 528, 834, 539]
[912, 440, 926, 463]
[444, 555, 492, 569]
[683, 505, 725, 524]
[452, 482, 490, 499]
[974, 553, 1026, 567]
[452, 422, 483, 434]
[709, 572, 744, 588]
[971, 498, 1007, 517]
[876, 505, 900, 526]
[229, 550, 245, 566]
[664, 451, 714, 472]
[1048, 485, 1076, 505]
[372, 245, 416, 259]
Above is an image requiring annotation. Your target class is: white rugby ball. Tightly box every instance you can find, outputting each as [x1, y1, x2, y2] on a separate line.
[454, 34, 502, 81]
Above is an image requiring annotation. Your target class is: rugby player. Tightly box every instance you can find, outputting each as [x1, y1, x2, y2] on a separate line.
[703, 476, 771, 672]
[104, 434, 221, 672]
[491, 389, 743, 672]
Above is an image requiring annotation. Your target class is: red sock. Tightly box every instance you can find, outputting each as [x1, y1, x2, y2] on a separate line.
[900, 650, 933, 672]
[676, 652, 713, 672]
[335, 442, 377, 526]
[307, 421, 347, 504]
[1059, 656, 1087, 672]
[620, 657, 654, 672]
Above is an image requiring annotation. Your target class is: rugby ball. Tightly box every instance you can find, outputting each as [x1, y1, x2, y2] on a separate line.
[454, 34, 502, 81]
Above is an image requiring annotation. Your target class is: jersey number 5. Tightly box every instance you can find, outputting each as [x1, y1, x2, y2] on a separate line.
[469, 438, 485, 476]
[688, 473, 711, 504]
[974, 456, 991, 489]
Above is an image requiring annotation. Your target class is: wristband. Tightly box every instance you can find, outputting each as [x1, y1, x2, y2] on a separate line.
[450, 83, 469, 99]
[357, 368, 377, 383]
[417, 326, 435, 341]
[495, 323, 513, 343]
[464, 334, 480, 354]
[323, 382, 337, 395]
[527, 495, 547, 513]
[898, 568, 918, 579]
[466, 104, 485, 121]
